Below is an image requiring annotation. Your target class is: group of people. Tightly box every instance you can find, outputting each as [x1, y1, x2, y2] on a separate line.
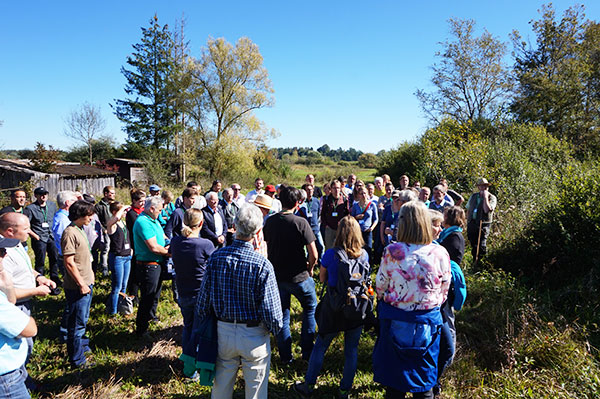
[0, 172, 497, 399]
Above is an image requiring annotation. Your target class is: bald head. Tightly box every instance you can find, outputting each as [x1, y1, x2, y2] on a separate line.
[0, 213, 30, 241]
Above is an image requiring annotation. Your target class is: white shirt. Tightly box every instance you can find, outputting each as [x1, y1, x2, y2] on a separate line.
[245, 189, 264, 203]
[271, 198, 282, 213]
[1, 239, 35, 291]
[213, 208, 224, 236]
[232, 193, 246, 207]
[192, 196, 207, 210]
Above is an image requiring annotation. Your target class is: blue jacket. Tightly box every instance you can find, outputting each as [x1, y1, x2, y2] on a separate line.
[179, 311, 218, 386]
[373, 301, 443, 393]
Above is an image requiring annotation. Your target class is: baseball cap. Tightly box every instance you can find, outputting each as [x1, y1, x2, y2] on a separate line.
[265, 185, 276, 193]
[34, 187, 49, 196]
[149, 184, 161, 192]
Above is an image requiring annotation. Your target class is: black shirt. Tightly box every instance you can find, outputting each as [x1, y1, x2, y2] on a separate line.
[24, 201, 58, 242]
[109, 222, 131, 257]
[441, 230, 465, 265]
[263, 212, 316, 283]
[170, 235, 215, 298]
[126, 208, 142, 252]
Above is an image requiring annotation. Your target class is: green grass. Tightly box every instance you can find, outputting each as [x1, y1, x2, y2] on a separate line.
[25, 248, 600, 398]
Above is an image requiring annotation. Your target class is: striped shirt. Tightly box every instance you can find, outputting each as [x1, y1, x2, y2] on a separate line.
[196, 240, 283, 334]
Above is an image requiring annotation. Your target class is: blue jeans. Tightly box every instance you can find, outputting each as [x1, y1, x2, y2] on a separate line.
[64, 285, 93, 366]
[305, 325, 362, 391]
[0, 366, 30, 399]
[276, 277, 317, 362]
[108, 253, 132, 314]
[178, 295, 197, 353]
[313, 230, 325, 261]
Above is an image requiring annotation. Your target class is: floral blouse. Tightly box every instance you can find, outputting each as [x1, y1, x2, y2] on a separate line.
[376, 241, 451, 311]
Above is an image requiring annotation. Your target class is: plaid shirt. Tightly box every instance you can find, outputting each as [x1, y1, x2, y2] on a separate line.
[196, 239, 283, 334]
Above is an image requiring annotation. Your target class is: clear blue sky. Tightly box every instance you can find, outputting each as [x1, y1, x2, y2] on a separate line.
[0, 1, 597, 154]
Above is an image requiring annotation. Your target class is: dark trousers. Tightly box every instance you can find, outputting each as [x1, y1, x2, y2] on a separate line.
[127, 254, 139, 298]
[135, 262, 163, 335]
[467, 220, 491, 260]
[32, 238, 60, 283]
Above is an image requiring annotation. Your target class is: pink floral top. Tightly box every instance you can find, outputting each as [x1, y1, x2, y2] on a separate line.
[376, 242, 451, 311]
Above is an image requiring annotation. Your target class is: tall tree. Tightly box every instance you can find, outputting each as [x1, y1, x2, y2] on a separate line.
[415, 18, 512, 126]
[510, 4, 600, 155]
[112, 15, 181, 150]
[187, 37, 276, 178]
[63, 102, 106, 164]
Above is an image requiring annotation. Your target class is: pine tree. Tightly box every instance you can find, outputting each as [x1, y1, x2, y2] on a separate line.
[112, 15, 181, 150]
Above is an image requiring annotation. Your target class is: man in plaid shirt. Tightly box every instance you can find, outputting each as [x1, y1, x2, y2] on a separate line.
[197, 203, 282, 399]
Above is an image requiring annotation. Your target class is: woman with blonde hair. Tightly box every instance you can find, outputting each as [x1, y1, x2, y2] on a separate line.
[170, 208, 215, 366]
[295, 215, 370, 399]
[374, 201, 451, 398]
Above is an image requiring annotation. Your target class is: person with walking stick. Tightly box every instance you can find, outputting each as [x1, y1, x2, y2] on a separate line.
[466, 178, 497, 264]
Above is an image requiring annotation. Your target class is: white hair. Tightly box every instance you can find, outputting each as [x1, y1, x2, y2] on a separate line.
[299, 189, 307, 202]
[374, 176, 383, 184]
[144, 195, 163, 210]
[223, 188, 233, 199]
[205, 191, 219, 201]
[433, 184, 446, 193]
[398, 189, 418, 203]
[57, 191, 77, 209]
[235, 204, 264, 239]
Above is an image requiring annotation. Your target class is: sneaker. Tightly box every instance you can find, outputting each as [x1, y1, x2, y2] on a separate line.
[293, 381, 313, 398]
[184, 370, 200, 383]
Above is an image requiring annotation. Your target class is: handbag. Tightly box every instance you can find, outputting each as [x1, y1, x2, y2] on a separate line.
[117, 292, 134, 315]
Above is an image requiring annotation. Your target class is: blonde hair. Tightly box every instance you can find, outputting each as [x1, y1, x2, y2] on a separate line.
[397, 201, 433, 245]
[181, 208, 204, 238]
[428, 209, 444, 225]
[334, 215, 365, 258]
[161, 190, 174, 202]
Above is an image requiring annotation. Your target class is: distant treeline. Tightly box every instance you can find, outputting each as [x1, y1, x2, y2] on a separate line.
[273, 144, 384, 162]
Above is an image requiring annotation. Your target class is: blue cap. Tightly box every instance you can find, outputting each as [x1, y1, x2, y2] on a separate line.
[0, 237, 20, 249]
[149, 184, 161, 192]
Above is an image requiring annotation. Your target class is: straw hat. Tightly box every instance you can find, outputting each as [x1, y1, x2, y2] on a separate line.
[476, 178, 491, 186]
[253, 194, 273, 210]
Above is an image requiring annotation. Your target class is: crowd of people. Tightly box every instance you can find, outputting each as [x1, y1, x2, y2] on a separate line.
[0, 173, 497, 399]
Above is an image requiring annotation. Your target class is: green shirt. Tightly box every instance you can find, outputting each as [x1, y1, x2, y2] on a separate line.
[133, 212, 166, 262]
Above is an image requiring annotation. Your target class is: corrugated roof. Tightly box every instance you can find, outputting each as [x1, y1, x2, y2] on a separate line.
[0, 159, 116, 177]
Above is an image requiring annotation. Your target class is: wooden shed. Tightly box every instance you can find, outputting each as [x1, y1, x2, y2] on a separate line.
[0, 159, 116, 200]
[104, 158, 147, 184]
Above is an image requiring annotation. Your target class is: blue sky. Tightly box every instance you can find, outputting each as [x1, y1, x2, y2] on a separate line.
[0, 1, 597, 154]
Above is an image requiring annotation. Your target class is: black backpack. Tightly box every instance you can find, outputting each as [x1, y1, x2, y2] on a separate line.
[328, 248, 374, 321]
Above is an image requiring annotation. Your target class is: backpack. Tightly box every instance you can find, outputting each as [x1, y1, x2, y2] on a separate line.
[328, 247, 374, 321]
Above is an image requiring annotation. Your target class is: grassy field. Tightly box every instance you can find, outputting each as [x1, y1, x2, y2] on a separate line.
[28, 271, 389, 398]
[26, 254, 600, 398]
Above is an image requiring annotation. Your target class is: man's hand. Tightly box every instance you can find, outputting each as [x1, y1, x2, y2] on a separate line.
[35, 284, 51, 296]
[37, 275, 56, 289]
[385, 227, 393, 235]
[79, 285, 91, 295]
[218, 235, 225, 244]
[30, 232, 41, 241]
